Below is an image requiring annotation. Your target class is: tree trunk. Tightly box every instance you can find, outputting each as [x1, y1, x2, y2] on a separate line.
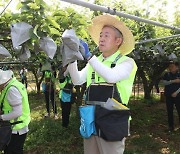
[137, 69, 153, 100]
[30, 67, 44, 94]
[143, 83, 153, 99]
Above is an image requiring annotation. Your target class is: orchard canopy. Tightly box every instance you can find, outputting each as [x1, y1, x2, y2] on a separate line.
[0, 0, 179, 99]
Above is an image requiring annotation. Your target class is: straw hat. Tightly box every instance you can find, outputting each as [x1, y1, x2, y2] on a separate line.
[0, 69, 13, 85]
[89, 14, 135, 55]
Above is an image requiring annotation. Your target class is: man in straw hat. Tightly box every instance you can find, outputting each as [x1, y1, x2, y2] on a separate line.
[0, 69, 30, 153]
[65, 14, 137, 154]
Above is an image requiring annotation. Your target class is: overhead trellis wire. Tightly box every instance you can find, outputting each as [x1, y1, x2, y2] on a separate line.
[0, 0, 13, 16]
[136, 34, 180, 45]
[0, 61, 32, 65]
[60, 0, 180, 32]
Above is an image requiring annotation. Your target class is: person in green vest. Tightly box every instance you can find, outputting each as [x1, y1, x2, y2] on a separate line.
[0, 69, 31, 154]
[59, 67, 76, 128]
[65, 14, 137, 154]
[43, 68, 58, 119]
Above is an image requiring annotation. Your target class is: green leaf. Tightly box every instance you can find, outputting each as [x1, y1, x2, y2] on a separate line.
[46, 17, 60, 30]
[28, 2, 40, 10]
[16, 2, 23, 10]
[29, 28, 39, 40]
[33, 25, 40, 39]
[53, 10, 67, 17]
[49, 27, 61, 36]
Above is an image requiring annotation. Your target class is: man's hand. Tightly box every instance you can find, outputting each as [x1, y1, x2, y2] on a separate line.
[80, 40, 92, 60]
[171, 92, 178, 97]
[173, 78, 180, 83]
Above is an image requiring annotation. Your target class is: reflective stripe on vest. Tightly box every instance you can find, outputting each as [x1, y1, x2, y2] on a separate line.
[0, 78, 31, 130]
[87, 51, 137, 105]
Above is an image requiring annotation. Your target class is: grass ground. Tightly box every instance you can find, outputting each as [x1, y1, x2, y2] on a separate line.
[24, 92, 180, 154]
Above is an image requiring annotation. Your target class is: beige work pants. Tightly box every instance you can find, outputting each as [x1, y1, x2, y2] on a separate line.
[84, 135, 126, 154]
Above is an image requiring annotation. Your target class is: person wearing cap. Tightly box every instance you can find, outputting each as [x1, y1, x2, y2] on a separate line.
[162, 61, 180, 132]
[65, 14, 137, 154]
[0, 69, 31, 153]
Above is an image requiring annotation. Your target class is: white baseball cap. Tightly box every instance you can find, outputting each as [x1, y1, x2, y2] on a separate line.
[0, 69, 13, 85]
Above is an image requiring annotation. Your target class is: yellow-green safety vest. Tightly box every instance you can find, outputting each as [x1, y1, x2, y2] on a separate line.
[44, 71, 52, 78]
[44, 71, 56, 84]
[87, 51, 137, 105]
[59, 76, 72, 98]
[0, 78, 31, 130]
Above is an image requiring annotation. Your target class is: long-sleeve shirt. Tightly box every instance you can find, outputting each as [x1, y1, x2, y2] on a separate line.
[1, 86, 29, 135]
[66, 55, 134, 85]
[162, 71, 180, 96]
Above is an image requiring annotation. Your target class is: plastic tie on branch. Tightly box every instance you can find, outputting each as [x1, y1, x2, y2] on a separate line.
[106, 7, 111, 13]
[105, 7, 116, 15]
[112, 8, 116, 15]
